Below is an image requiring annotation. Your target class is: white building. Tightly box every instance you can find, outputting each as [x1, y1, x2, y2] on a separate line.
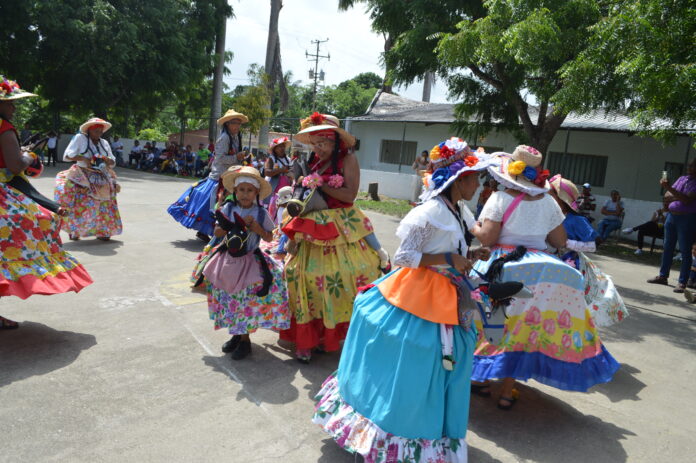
[348, 91, 694, 231]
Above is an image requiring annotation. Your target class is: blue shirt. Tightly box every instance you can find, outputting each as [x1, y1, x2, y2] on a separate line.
[563, 213, 597, 242]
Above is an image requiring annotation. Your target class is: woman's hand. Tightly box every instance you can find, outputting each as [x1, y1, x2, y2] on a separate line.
[451, 254, 473, 274]
[471, 247, 491, 261]
[56, 207, 69, 217]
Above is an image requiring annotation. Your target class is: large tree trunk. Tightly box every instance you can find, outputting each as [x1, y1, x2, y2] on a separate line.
[382, 33, 394, 93]
[209, 14, 227, 143]
[422, 71, 434, 102]
[258, 0, 283, 152]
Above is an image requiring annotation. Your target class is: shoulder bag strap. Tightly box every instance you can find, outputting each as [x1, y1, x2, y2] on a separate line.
[501, 193, 526, 225]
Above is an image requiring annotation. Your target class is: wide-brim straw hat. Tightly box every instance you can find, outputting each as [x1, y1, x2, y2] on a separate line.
[488, 145, 550, 196]
[270, 136, 292, 152]
[217, 109, 249, 125]
[0, 77, 36, 101]
[221, 165, 272, 200]
[294, 112, 356, 147]
[549, 174, 580, 212]
[420, 138, 501, 202]
[79, 117, 112, 135]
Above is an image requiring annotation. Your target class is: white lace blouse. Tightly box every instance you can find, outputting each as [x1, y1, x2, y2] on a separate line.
[63, 134, 114, 168]
[393, 197, 473, 268]
[478, 191, 565, 250]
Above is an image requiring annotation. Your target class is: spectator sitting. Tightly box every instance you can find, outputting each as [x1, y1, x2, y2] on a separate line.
[141, 143, 155, 170]
[595, 189, 624, 243]
[577, 183, 597, 222]
[195, 142, 210, 177]
[622, 197, 670, 255]
[207, 138, 214, 153]
[184, 145, 195, 175]
[129, 140, 142, 167]
[174, 146, 186, 174]
[160, 143, 177, 173]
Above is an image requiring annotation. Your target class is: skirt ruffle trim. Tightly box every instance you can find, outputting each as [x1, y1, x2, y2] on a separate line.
[1, 263, 93, 299]
[313, 374, 468, 463]
[471, 344, 620, 392]
[279, 318, 349, 351]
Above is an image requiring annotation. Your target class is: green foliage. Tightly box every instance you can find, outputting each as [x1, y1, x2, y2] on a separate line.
[136, 128, 168, 142]
[557, 0, 696, 139]
[316, 80, 378, 119]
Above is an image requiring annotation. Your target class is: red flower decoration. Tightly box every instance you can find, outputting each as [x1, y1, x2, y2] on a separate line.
[464, 155, 479, 167]
[0, 81, 13, 94]
[310, 112, 325, 125]
[534, 168, 550, 187]
[439, 145, 454, 158]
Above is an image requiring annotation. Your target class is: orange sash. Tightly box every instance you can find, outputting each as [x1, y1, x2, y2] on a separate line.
[377, 267, 458, 325]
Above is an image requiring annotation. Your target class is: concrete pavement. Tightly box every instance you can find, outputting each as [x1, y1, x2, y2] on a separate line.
[1, 165, 694, 462]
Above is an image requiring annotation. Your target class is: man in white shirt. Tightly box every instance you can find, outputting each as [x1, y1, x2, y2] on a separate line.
[111, 136, 124, 166]
[129, 140, 143, 167]
[46, 131, 59, 166]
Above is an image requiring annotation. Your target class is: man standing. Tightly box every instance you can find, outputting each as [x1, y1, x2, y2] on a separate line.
[111, 136, 124, 166]
[577, 183, 597, 222]
[46, 131, 59, 166]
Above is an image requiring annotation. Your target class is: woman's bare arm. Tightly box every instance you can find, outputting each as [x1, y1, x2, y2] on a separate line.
[0, 131, 30, 174]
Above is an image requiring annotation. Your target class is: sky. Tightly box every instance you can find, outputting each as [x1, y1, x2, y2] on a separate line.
[223, 0, 450, 105]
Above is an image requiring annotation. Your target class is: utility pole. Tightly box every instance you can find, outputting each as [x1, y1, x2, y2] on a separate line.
[306, 39, 329, 110]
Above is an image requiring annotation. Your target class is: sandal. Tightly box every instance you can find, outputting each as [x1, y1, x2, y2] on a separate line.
[647, 276, 668, 285]
[674, 283, 686, 293]
[497, 389, 519, 411]
[0, 316, 19, 330]
[471, 382, 492, 397]
[296, 348, 312, 364]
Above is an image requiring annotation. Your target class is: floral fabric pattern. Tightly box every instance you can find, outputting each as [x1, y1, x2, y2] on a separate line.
[313, 374, 468, 463]
[281, 206, 381, 350]
[1, 178, 92, 298]
[55, 165, 122, 238]
[578, 252, 628, 326]
[207, 251, 290, 334]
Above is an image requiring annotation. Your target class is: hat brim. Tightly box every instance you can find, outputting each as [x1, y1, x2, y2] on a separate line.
[419, 154, 502, 202]
[80, 121, 112, 135]
[0, 91, 37, 101]
[294, 124, 356, 148]
[487, 155, 549, 196]
[221, 168, 272, 200]
[218, 113, 249, 125]
[270, 140, 292, 151]
[550, 181, 580, 212]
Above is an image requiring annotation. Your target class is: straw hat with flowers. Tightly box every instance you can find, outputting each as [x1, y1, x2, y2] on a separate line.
[294, 112, 355, 147]
[221, 165, 272, 200]
[487, 145, 551, 196]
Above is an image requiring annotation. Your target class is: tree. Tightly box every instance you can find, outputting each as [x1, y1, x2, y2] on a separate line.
[556, 0, 696, 139]
[366, 0, 601, 153]
[339, 72, 383, 91]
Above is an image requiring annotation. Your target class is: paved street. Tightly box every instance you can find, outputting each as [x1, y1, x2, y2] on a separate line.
[1, 165, 695, 462]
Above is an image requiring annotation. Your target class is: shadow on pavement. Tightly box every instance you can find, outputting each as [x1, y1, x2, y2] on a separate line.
[591, 363, 645, 402]
[0, 322, 96, 388]
[61, 238, 124, 256]
[469, 383, 633, 462]
[601, 300, 696, 352]
[170, 239, 207, 253]
[318, 438, 360, 462]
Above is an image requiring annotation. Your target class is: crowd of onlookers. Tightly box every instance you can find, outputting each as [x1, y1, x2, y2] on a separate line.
[115, 139, 219, 178]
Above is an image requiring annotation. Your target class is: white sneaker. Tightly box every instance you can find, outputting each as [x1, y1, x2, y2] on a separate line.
[622, 227, 634, 234]
[634, 249, 643, 255]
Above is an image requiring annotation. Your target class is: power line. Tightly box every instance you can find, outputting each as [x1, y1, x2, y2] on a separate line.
[306, 39, 330, 110]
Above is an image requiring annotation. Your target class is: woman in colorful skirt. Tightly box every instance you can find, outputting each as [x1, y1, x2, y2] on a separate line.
[202, 166, 289, 360]
[55, 117, 122, 241]
[314, 138, 498, 462]
[471, 146, 620, 409]
[1, 76, 92, 327]
[548, 175, 628, 326]
[167, 109, 248, 242]
[279, 113, 382, 363]
[264, 136, 293, 216]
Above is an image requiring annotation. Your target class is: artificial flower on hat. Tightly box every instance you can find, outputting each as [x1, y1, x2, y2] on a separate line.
[487, 144, 551, 196]
[0, 76, 37, 101]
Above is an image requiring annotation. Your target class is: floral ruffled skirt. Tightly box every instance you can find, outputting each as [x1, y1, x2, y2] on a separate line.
[1, 181, 92, 299]
[279, 206, 381, 351]
[55, 165, 122, 238]
[472, 246, 620, 392]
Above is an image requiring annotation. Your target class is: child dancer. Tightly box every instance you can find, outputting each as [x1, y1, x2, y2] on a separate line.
[202, 166, 290, 360]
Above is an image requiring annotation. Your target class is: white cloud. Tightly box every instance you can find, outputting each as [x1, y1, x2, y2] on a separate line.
[223, 0, 450, 104]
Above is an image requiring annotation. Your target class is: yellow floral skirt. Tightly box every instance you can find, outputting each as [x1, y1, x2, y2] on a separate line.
[280, 206, 381, 351]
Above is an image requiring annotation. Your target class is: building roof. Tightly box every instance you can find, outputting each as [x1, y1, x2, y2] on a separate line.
[351, 91, 694, 134]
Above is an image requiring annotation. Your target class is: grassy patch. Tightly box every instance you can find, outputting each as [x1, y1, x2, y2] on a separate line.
[355, 193, 413, 218]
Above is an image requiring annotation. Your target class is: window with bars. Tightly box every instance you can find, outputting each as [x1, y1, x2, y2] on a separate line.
[379, 139, 418, 165]
[546, 151, 608, 187]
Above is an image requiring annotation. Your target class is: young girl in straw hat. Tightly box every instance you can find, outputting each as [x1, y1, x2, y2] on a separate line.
[470, 145, 619, 409]
[548, 174, 628, 326]
[0, 76, 92, 327]
[202, 166, 289, 360]
[168, 109, 248, 242]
